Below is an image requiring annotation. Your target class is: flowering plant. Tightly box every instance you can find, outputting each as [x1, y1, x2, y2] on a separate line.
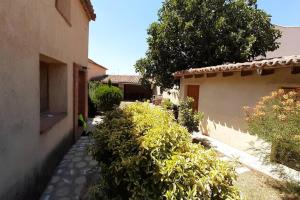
[244, 89, 300, 169]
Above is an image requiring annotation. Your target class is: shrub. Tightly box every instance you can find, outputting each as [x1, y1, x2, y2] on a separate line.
[88, 81, 101, 116]
[244, 89, 300, 170]
[90, 84, 123, 111]
[178, 97, 204, 133]
[161, 99, 179, 119]
[161, 98, 173, 110]
[89, 102, 240, 200]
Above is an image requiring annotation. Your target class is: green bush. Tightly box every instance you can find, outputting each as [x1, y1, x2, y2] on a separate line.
[90, 84, 123, 111]
[88, 81, 101, 116]
[244, 89, 300, 170]
[161, 99, 179, 119]
[161, 98, 173, 110]
[178, 97, 204, 133]
[89, 102, 240, 200]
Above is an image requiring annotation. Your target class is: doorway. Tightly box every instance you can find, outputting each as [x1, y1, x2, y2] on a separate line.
[73, 64, 88, 140]
[187, 85, 200, 111]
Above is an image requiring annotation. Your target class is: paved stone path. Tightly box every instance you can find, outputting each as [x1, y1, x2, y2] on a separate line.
[40, 136, 98, 200]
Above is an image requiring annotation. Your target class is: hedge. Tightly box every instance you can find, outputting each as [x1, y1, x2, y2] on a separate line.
[89, 102, 240, 200]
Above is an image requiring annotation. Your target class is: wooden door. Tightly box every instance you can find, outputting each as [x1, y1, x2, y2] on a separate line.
[73, 63, 88, 141]
[187, 85, 200, 111]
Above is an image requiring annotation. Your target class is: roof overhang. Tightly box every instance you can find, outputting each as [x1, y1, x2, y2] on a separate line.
[174, 55, 300, 78]
[80, 0, 96, 21]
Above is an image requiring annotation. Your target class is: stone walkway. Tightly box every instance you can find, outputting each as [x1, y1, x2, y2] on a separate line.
[193, 133, 300, 182]
[40, 136, 98, 200]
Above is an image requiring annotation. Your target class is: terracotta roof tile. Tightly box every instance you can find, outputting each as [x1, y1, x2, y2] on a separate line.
[80, 0, 96, 21]
[174, 55, 300, 77]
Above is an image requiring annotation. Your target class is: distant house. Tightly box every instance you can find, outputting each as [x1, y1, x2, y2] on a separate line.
[92, 75, 153, 101]
[265, 25, 300, 58]
[88, 58, 108, 81]
[175, 55, 300, 152]
[0, 0, 95, 199]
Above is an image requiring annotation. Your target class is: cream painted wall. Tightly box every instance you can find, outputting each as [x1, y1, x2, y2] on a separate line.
[180, 68, 300, 153]
[0, 0, 90, 197]
[87, 62, 107, 80]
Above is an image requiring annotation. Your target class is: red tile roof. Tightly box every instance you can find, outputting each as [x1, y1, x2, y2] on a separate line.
[92, 75, 142, 84]
[174, 55, 300, 77]
[80, 0, 96, 21]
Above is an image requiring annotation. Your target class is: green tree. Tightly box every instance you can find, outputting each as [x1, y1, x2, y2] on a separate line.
[135, 0, 281, 89]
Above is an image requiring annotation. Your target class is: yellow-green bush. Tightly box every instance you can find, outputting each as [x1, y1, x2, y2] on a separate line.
[89, 102, 240, 200]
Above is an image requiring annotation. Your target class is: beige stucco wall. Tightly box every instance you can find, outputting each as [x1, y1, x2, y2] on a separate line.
[0, 0, 90, 198]
[87, 62, 107, 80]
[180, 68, 300, 153]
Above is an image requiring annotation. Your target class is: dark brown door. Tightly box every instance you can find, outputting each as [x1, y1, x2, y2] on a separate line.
[73, 64, 88, 140]
[187, 85, 199, 111]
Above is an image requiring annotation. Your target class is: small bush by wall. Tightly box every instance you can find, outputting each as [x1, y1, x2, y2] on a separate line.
[90, 84, 123, 112]
[89, 102, 240, 200]
[178, 97, 204, 133]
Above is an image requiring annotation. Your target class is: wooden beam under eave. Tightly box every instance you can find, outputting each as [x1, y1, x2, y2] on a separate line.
[291, 66, 300, 74]
[222, 71, 234, 77]
[184, 74, 193, 79]
[260, 69, 275, 76]
[206, 73, 217, 78]
[241, 70, 253, 77]
[195, 74, 204, 78]
[174, 76, 181, 80]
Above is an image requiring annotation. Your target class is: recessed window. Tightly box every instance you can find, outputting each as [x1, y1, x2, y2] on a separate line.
[39, 55, 68, 133]
[56, 0, 71, 25]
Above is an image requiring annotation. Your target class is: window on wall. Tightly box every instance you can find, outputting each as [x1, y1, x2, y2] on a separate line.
[56, 0, 71, 25]
[39, 54, 68, 134]
[282, 87, 300, 101]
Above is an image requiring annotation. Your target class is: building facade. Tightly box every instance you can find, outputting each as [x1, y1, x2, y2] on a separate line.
[0, 0, 95, 199]
[87, 58, 107, 81]
[175, 56, 300, 153]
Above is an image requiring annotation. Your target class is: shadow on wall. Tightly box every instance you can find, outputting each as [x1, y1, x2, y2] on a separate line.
[203, 115, 268, 154]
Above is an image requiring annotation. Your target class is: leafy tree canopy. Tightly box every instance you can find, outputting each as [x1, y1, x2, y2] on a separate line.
[135, 0, 281, 89]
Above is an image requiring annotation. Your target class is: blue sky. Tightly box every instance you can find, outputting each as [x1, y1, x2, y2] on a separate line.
[89, 0, 300, 75]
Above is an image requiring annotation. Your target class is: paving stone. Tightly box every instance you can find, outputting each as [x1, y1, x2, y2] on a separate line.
[51, 176, 60, 184]
[236, 167, 250, 174]
[89, 160, 98, 166]
[74, 185, 84, 194]
[40, 136, 99, 200]
[62, 178, 71, 184]
[75, 176, 87, 185]
[55, 187, 70, 197]
[44, 185, 54, 193]
[76, 162, 87, 168]
[58, 197, 71, 200]
[72, 157, 82, 162]
[41, 194, 50, 200]
[84, 156, 93, 161]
